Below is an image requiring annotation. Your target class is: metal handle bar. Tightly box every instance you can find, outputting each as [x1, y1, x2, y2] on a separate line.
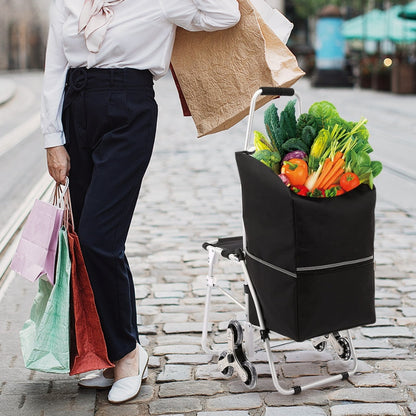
[244, 88, 302, 151]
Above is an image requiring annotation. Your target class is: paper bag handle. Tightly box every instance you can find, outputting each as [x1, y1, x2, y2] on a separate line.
[50, 177, 69, 208]
[260, 87, 294, 96]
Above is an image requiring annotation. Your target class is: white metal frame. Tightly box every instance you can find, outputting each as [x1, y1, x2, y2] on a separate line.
[201, 88, 360, 395]
[201, 245, 247, 355]
[201, 242, 359, 394]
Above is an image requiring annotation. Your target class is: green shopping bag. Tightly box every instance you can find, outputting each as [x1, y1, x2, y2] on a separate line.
[20, 226, 71, 373]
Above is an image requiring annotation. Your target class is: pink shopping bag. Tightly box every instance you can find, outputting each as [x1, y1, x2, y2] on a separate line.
[10, 181, 67, 284]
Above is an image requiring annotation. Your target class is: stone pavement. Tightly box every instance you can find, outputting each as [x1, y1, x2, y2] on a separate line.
[1, 74, 416, 416]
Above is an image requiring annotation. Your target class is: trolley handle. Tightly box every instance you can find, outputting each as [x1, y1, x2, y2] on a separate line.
[260, 87, 295, 96]
[244, 87, 301, 151]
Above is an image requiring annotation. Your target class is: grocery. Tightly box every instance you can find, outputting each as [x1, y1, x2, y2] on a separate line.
[252, 100, 383, 197]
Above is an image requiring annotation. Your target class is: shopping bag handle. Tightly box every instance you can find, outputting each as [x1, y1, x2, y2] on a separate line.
[63, 187, 75, 230]
[260, 87, 294, 96]
[50, 177, 69, 208]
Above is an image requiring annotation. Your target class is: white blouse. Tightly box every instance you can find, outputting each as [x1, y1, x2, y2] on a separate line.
[41, 0, 240, 148]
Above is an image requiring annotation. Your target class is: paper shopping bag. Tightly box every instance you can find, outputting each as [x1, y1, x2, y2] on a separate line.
[11, 200, 63, 285]
[68, 222, 113, 375]
[20, 226, 71, 373]
[170, 0, 304, 137]
[249, 0, 294, 44]
[11, 182, 68, 284]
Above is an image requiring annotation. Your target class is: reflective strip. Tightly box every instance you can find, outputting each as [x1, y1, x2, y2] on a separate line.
[245, 250, 373, 278]
[296, 256, 374, 272]
[245, 250, 297, 278]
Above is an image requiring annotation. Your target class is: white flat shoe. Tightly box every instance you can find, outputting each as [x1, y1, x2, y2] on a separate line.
[78, 369, 114, 389]
[108, 344, 149, 404]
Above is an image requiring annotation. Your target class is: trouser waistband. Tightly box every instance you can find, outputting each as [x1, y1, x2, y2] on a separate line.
[65, 67, 154, 91]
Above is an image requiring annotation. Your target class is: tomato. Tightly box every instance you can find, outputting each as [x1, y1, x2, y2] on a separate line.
[328, 184, 345, 196]
[340, 172, 360, 192]
[281, 158, 308, 186]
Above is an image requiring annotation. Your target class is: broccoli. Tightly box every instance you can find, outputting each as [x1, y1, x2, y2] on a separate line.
[252, 149, 281, 173]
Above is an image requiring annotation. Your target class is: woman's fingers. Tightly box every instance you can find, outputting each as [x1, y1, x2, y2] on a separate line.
[46, 145, 70, 185]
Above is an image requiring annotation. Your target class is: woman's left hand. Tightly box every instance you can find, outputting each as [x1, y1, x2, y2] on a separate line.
[46, 145, 71, 185]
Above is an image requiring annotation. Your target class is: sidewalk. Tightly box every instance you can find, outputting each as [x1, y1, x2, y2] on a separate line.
[1, 75, 416, 416]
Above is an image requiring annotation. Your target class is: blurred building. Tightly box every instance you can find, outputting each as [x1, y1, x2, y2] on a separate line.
[0, 0, 290, 71]
[0, 0, 49, 70]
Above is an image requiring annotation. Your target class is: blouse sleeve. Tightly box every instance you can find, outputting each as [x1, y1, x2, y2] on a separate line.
[160, 0, 240, 32]
[40, 0, 69, 148]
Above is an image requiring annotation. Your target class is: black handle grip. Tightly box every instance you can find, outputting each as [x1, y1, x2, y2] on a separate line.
[260, 87, 295, 96]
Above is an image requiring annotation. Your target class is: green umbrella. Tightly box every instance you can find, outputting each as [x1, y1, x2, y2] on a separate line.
[342, 6, 416, 43]
[342, 9, 386, 41]
[386, 5, 416, 43]
[399, 1, 416, 20]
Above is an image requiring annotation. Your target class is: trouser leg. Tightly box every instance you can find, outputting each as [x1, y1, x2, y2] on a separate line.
[64, 81, 157, 362]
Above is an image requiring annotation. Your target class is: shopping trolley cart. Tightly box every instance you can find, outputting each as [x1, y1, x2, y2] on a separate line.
[201, 87, 376, 394]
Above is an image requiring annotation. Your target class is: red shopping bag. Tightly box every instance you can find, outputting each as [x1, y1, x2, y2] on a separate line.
[67, 223, 113, 375]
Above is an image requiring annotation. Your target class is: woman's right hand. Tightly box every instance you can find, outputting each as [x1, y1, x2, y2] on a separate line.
[46, 145, 71, 185]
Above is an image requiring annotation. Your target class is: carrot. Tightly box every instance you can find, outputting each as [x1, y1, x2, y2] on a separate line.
[333, 151, 344, 163]
[322, 169, 344, 189]
[312, 158, 333, 191]
[321, 159, 345, 189]
[315, 158, 344, 190]
[322, 168, 345, 189]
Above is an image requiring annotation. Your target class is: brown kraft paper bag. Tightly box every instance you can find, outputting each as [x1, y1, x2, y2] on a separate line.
[170, 0, 304, 138]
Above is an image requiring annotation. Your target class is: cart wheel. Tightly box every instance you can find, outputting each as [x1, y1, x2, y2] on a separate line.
[218, 351, 234, 377]
[242, 361, 257, 389]
[228, 320, 244, 346]
[313, 341, 327, 352]
[221, 366, 234, 377]
[337, 337, 351, 361]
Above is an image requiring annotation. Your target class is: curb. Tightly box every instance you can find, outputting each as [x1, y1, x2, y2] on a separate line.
[0, 79, 16, 105]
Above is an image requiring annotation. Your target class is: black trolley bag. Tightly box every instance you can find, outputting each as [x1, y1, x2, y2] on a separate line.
[235, 132, 376, 343]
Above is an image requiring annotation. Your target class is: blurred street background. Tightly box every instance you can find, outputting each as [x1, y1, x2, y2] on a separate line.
[1, 0, 416, 415]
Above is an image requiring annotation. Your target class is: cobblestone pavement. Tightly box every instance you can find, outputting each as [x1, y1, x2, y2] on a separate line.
[1, 74, 416, 416]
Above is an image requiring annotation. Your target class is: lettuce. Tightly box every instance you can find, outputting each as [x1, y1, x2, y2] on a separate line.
[308, 101, 339, 130]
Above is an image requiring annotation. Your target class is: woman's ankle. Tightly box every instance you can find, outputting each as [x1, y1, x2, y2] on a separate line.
[114, 345, 139, 381]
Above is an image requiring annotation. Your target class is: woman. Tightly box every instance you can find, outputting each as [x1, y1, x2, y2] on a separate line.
[41, 0, 240, 404]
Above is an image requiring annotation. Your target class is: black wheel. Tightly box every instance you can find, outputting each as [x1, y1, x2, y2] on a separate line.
[313, 341, 327, 352]
[228, 320, 244, 346]
[242, 361, 257, 389]
[337, 337, 351, 361]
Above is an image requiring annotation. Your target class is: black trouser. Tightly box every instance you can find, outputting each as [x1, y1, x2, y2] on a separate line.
[63, 67, 157, 362]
